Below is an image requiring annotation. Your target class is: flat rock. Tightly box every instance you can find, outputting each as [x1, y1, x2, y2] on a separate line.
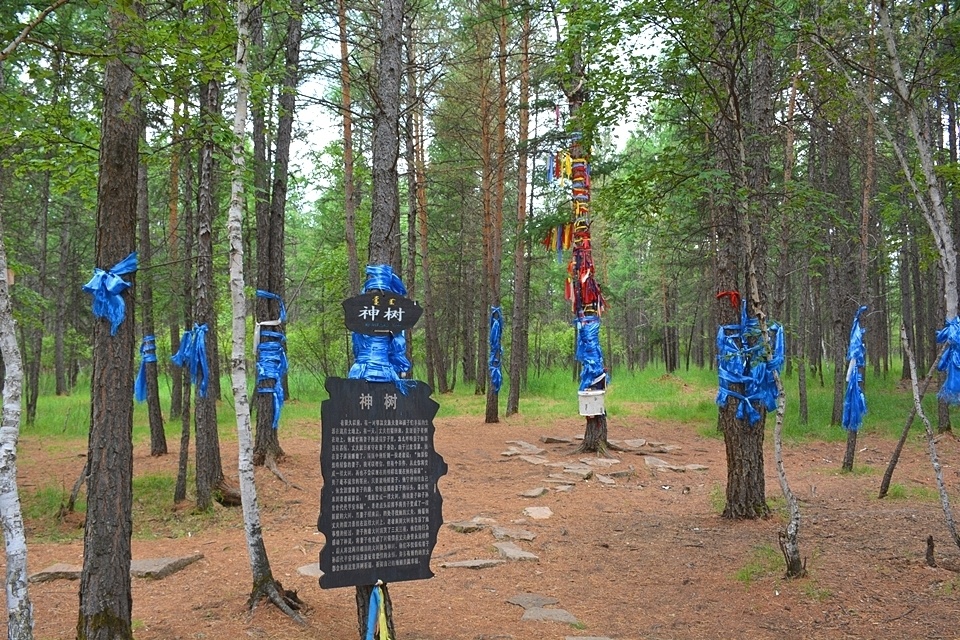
[519, 487, 548, 498]
[501, 448, 526, 457]
[519, 455, 550, 465]
[685, 463, 709, 471]
[494, 542, 539, 562]
[554, 485, 575, 493]
[441, 559, 506, 569]
[130, 553, 204, 579]
[647, 444, 681, 454]
[449, 520, 486, 533]
[563, 466, 594, 480]
[644, 456, 686, 472]
[522, 506, 553, 520]
[492, 526, 537, 541]
[595, 474, 616, 485]
[507, 593, 560, 609]
[506, 440, 546, 455]
[581, 457, 620, 467]
[544, 476, 577, 485]
[29, 563, 81, 583]
[622, 438, 647, 448]
[607, 466, 636, 479]
[521, 607, 578, 624]
[31, 554, 205, 583]
[297, 563, 323, 578]
[540, 436, 573, 444]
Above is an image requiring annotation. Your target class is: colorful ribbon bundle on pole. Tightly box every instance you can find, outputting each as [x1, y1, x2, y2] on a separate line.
[936, 316, 960, 405]
[134, 335, 157, 403]
[82, 251, 137, 335]
[348, 265, 414, 393]
[489, 306, 503, 393]
[542, 135, 608, 396]
[842, 306, 868, 432]
[364, 583, 391, 640]
[255, 289, 288, 430]
[715, 300, 784, 426]
[171, 323, 210, 398]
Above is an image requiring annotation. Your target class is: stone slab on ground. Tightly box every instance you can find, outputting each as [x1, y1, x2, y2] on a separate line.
[492, 526, 536, 541]
[505, 440, 546, 455]
[644, 456, 686, 472]
[563, 466, 594, 480]
[595, 474, 616, 485]
[540, 436, 573, 444]
[519, 487, 548, 498]
[448, 520, 486, 533]
[522, 506, 553, 520]
[621, 438, 647, 448]
[519, 455, 550, 466]
[29, 563, 81, 583]
[507, 593, 560, 609]
[297, 563, 323, 578]
[130, 553, 204, 579]
[440, 559, 506, 569]
[607, 466, 636, 478]
[581, 457, 620, 467]
[521, 607, 578, 623]
[31, 554, 204, 583]
[494, 541, 538, 562]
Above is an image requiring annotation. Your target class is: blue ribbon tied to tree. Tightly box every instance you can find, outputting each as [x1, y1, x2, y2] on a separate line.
[348, 265, 414, 393]
[255, 289, 288, 429]
[842, 306, 868, 432]
[937, 316, 960, 405]
[575, 315, 606, 391]
[715, 301, 784, 426]
[134, 335, 157, 402]
[82, 251, 137, 336]
[489, 306, 503, 393]
[171, 323, 210, 398]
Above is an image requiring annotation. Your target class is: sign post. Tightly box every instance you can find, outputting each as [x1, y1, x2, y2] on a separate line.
[318, 280, 446, 637]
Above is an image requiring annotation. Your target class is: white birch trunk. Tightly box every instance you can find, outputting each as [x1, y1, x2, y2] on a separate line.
[0, 213, 34, 638]
[877, 1, 958, 319]
[226, 0, 271, 588]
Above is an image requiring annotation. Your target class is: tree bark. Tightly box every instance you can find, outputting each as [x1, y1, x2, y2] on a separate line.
[137, 151, 166, 456]
[77, 4, 140, 634]
[195, 69, 225, 511]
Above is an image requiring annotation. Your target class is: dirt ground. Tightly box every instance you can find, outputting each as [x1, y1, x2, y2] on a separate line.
[11, 393, 960, 640]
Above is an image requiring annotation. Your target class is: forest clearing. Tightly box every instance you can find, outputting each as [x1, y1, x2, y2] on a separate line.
[9, 387, 960, 640]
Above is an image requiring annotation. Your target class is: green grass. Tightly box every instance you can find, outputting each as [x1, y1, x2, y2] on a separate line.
[735, 544, 783, 585]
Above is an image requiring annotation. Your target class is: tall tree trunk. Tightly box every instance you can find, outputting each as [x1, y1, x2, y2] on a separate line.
[195, 70, 225, 511]
[507, 8, 531, 416]
[77, 3, 140, 634]
[137, 151, 166, 456]
[167, 107, 184, 421]
[356, 0, 405, 631]
[53, 204, 72, 396]
[174, 121, 196, 505]
[225, 9, 304, 620]
[254, 0, 302, 466]
[0, 166, 34, 640]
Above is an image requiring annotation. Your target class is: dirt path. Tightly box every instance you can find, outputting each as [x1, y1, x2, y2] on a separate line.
[11, 413, 960, 639]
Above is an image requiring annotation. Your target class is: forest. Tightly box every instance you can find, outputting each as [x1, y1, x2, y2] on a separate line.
[0, 0, 958, 637]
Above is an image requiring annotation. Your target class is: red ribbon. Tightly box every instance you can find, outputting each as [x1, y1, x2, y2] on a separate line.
[716, 290, 741, 309]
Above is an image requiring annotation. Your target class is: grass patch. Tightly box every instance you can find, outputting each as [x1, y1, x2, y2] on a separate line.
[801, 580, 832, 601]
[882, 483, 937, 502]
[735, 544, 783, 585]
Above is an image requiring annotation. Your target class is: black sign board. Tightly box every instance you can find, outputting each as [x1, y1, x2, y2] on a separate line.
[318, 377, 447, 589]
[342, 293, 423, 335]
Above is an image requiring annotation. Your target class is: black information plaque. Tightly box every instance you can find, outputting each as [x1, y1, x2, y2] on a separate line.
[342, 293, 424, 335]
[318, 377, 447, 589]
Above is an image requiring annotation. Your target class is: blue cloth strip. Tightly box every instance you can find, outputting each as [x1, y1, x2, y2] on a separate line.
[575, 315, 606, 392]
[841, 306, 868, 431]
[937, 316, 960, 405]
[715, 301, 784, 426]
[134, 335, 157, 403]
[170, 323, 210, 398]
[82, 251, 137, 336]
[256, 331, 288, 429]
[365, 585, 382, 640]
[348, 265, 414, 393]
[256, 289, 287, 322]
[489, 306, 503, 393]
